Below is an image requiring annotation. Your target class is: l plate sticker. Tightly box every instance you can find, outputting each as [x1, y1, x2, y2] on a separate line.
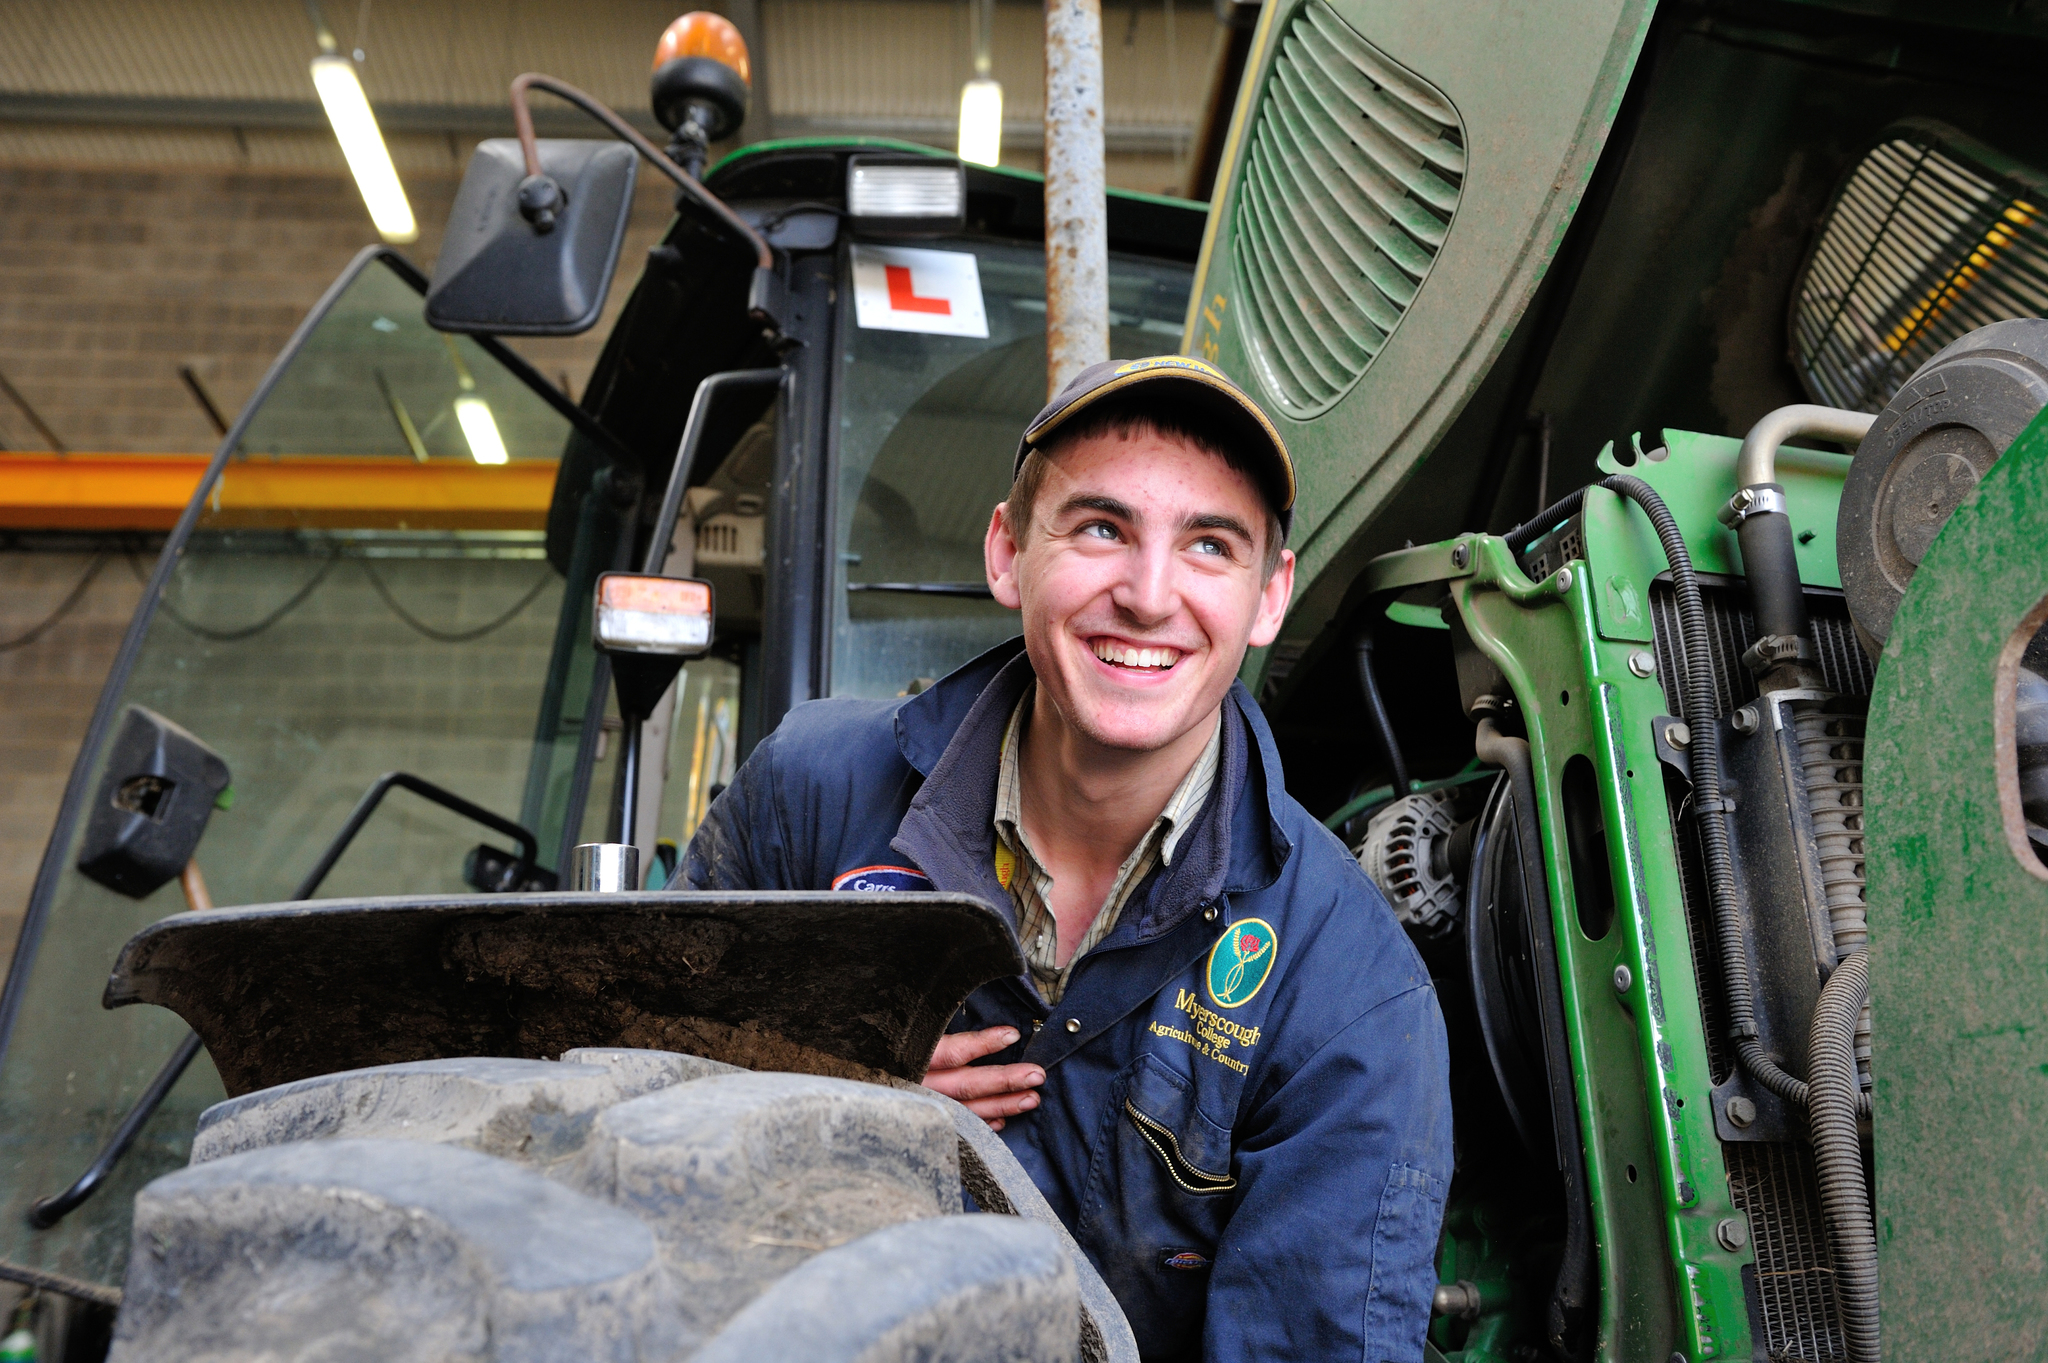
[851, 244, 989, 338]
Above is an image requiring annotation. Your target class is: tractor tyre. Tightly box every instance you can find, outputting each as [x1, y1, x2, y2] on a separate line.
[108, 1048, 1136, 1363]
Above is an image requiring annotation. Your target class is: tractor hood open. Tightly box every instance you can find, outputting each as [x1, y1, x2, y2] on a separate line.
[1184, 0, 1655, 679]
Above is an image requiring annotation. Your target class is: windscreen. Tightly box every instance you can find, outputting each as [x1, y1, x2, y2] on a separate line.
[0, 253, 628, 1286]
[830, 239, 1193, 698]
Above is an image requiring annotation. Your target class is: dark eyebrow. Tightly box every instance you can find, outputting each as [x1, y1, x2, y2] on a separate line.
[1182, 511, 1255, 544]
[1054, 493, 1138, 524]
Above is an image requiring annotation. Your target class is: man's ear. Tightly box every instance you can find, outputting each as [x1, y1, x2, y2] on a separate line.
[1247, 548, 1295, 649]
[985, 502, 1025, 610]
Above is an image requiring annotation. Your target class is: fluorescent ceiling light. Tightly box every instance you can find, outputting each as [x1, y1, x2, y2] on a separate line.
[455, 395, 509, 465]
[310, 54, 417, 243]
[957, 78, 1003, 168]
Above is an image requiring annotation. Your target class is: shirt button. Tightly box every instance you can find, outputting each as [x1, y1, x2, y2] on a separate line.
[1203, 905, 1218, 922]
[1030, 1019, 1042, 1035]
[1065, 1018, 1081, 1033]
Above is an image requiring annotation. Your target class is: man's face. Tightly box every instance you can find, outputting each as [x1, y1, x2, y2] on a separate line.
[984, 428, 1295, 754]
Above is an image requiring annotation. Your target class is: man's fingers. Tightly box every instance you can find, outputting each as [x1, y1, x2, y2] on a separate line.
[929, 1026, 1020, 1070]
[958, 1089, 1042, 1121]
[924, 1062, 1043, 1103]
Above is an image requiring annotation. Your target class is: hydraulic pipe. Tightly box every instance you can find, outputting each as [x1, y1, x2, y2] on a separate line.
[1043, 0, 1108, 395]
[1721, 404, 1876, 688]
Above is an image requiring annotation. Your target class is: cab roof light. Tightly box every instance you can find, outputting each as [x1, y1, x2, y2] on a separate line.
[846, 156, 967, 236]
[593, 573, 714, 656]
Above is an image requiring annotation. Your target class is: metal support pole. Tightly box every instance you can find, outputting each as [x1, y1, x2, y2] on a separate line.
[1043, 0, 1109, 396]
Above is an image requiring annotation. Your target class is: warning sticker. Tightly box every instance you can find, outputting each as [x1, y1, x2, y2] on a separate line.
[850, 244, 989, 338]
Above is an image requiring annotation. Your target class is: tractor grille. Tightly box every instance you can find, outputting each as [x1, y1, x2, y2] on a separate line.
[1792, 122, 2048, 413]
[1647, 581, 1869, 1362]
[1726, 1143, 1849, 1363]
[1646, 582, 1872, 721]
[1231, 0, 1463, 416]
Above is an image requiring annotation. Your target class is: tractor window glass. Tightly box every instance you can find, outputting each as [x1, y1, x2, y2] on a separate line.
[829, 239, 1193, 699]
[0, 253, 627, 1288]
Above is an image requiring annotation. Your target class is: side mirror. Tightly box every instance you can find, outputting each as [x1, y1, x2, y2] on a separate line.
[77, 707, 231, 899]
[426, 138, 637, 337]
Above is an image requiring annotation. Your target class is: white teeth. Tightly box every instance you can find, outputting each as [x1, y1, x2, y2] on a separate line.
[1093, 642, 1180, 669]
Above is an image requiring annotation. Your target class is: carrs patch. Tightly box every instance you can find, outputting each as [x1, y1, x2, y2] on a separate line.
[1205, 917, 1277, 1009]
[831, 864, 934, 893]
[1160, 1250, 1211, 1272]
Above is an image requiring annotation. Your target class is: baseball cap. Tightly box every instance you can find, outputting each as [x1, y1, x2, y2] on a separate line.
[1014, 355, 1296, 540]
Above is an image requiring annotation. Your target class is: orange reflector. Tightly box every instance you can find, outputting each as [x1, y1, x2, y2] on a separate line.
[594, 572, 714, 655]
[653, 12, 750, 84]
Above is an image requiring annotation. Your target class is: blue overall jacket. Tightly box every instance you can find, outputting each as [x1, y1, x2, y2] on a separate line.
[683, 639, 1452, 1362]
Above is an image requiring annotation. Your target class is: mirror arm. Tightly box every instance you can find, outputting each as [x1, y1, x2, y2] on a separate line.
[508, 72, 772, 272]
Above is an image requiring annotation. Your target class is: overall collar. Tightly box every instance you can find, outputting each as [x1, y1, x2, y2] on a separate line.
[889, 638, 1293, 938]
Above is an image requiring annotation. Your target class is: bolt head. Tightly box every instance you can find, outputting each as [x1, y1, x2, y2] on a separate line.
[1450, 542, 1470, 569]
[1612, 964, 1633, 994]
[1667, 722, 1692, 749]
[1726, 1095, 1756, 1128]
[1628, 650, 1656, 679]
[1555, 567, 1574, 592]
[1715, 1216, 1750, 1252]
[1732, 705, 1761, 735]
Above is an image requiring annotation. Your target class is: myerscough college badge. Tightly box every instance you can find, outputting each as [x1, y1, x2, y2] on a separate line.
[1205, 918, 1277, 1009]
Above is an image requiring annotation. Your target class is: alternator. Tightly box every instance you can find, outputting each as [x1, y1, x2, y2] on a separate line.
[1357, 790, 1461, 935]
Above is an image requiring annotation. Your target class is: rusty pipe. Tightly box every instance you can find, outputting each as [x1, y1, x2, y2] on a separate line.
[1043, 0, 1109, 395]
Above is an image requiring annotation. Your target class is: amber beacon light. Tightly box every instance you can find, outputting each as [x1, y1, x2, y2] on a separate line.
[651, 12, 752, 177]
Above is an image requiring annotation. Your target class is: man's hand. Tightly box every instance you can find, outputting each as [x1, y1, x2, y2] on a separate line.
[923, 1026, 1044, 1131]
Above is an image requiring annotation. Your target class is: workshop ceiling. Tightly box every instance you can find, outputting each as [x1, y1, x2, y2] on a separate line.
[0, 0, 1220, 186]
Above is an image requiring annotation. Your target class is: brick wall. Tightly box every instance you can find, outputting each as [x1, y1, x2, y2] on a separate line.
[0, 160, 679, 456]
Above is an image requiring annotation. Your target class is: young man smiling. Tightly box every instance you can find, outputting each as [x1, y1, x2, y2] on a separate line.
[684, 356, 1451, 1362]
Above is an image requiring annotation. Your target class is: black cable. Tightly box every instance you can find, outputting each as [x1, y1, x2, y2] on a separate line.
[144, 551, 340, 642]
[757, 200, 848, 233]
[1595, 473, 1869, 1119]
[0, 553, 107, 652]
[133, 552, 553, 646]
[1807, 949, 1878, 1363]
[1353, 626, 1410, 796]
[359, 561, 554, 643]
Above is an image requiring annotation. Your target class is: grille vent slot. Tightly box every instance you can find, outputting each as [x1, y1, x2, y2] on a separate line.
[1230, 1, 1464, 417]
[1793, 123, 2048, 413]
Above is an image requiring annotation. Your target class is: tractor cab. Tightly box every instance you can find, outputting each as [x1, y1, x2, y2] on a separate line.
[0, 139, 1203, 1294]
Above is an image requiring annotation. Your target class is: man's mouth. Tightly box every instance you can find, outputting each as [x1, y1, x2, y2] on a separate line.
[1093, 639, 1182, 671]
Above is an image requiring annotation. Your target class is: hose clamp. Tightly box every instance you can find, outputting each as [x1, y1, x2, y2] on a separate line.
[1741, 633, 1816, 675]
[1718, 483, 1790, 528]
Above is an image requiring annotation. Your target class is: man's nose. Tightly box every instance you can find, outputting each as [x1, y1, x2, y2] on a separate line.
[1111, 538, 1178, 622]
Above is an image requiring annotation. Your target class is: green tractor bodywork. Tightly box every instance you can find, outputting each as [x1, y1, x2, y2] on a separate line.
[1189, 0, 2048, 1358]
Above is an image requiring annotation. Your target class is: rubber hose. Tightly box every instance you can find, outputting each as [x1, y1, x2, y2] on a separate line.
[1594, 476, 1870, 1119]
[1354, 628, 1410, 798]
[1735, 500, 1810, 650]
[1807, 949, 1879, 1363]
[1501, 486, 1589, 558]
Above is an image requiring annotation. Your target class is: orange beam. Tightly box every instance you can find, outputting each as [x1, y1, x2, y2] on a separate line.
[0, 454, 560, 531]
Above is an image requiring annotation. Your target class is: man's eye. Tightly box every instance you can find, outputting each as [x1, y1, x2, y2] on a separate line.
[1192, 537, 1230, 558]
[1081, 521, 1120, 541]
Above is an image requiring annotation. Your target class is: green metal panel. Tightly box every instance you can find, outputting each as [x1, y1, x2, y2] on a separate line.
[1359, 432, 1857, 1360]
[1187, 0, 1654, 677]
[1866, 409, 2048, 1357]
